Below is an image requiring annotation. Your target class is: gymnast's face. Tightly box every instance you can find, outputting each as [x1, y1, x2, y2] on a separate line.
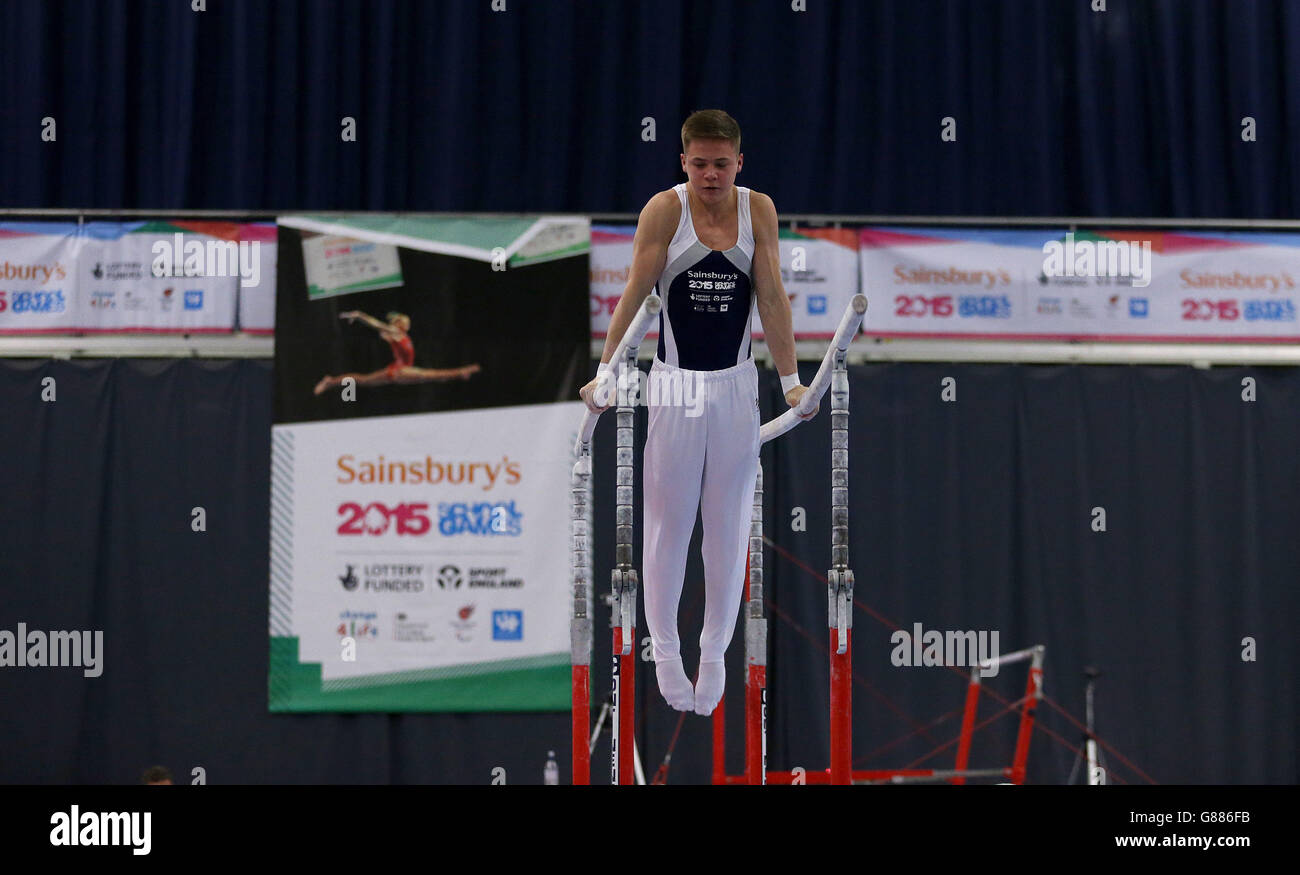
[681, 139, 742, 206]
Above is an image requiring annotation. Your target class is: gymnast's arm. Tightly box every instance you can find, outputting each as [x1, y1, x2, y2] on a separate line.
[751, 192, 817, 421]
[341, 310, 388, 333]
[579, 191, 676, 413]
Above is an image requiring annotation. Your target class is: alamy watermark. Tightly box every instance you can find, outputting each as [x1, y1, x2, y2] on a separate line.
[151, 233, 262, 288]
[890, 622, 1000, 677]
[1042, 232, 1152, 288]
[593, 363, 706, 417]
[50, 805, 150, 855]
[0, 623, 103, 677]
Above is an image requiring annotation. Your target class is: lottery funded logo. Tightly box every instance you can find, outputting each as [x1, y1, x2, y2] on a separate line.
[338, 562, 426, 593]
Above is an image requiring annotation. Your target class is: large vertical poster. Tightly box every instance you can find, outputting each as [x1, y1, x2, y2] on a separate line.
[270, 215, 589, 711]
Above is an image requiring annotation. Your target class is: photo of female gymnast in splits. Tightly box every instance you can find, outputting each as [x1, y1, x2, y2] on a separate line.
[313, 310, 481, 395]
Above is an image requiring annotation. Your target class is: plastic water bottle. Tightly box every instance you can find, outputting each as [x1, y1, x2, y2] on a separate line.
[544, 750, 559, 785]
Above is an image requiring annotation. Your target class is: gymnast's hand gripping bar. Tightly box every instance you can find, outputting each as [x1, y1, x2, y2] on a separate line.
[759, 294, 868, 445]
[575, 294, 663, 453]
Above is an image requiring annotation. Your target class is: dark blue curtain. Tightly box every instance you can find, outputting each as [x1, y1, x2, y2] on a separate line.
[3, 358, 1293, 783]
[2, 0, 1297, 216]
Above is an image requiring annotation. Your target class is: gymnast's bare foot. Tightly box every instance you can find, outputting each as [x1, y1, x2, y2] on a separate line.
[313, 376, 334, 396]
[458, 364, 482, 379]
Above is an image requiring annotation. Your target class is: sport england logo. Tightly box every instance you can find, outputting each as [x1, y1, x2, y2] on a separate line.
[437, 565, 463, 589]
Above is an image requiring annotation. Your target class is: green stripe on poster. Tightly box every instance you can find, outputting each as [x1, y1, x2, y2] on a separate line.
[268, 636, 570, 712]
[508, 240, 591, 267]
[291, 215, 539, 252]
[306, 272, 404, 299]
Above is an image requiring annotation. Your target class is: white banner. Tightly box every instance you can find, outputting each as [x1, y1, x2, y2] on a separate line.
[237, 223, 277, 334]
[78, 222, 238, 333]
[859, 227, 1300, 341]
[0, 223, 81, 333]
[590, 225, 642, 339]
[275, 401, 578, 702]
[754, 226, 860, 339]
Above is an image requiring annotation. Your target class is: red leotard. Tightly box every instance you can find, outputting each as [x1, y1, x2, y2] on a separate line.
[385, 333, 415, 377]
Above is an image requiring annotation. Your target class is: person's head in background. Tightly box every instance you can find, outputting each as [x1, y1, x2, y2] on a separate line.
[141, 765, 173, 785]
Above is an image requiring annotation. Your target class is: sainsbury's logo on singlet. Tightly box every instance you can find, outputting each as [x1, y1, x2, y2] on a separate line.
[686, 268, 740, 312]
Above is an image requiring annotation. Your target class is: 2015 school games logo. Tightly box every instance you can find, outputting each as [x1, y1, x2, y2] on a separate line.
[334, 501, 525, 538]
[0, 290, 67, 313]
[437, 501, 523, 536]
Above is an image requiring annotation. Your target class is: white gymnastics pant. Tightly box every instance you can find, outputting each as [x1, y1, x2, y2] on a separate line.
[643, 357, 760, 665]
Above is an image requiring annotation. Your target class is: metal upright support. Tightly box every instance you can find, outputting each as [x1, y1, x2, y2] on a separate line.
[1083, 667, 1104, 785]
[610, 346, 640, 785]
[953, 667, 981, 785]
[827, 348, 854, 785]
[570, 448, 593, 785]
[744, 467, 767, 785]
[1009, 646, 1045, 785]
[570, 294, 659, 788]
